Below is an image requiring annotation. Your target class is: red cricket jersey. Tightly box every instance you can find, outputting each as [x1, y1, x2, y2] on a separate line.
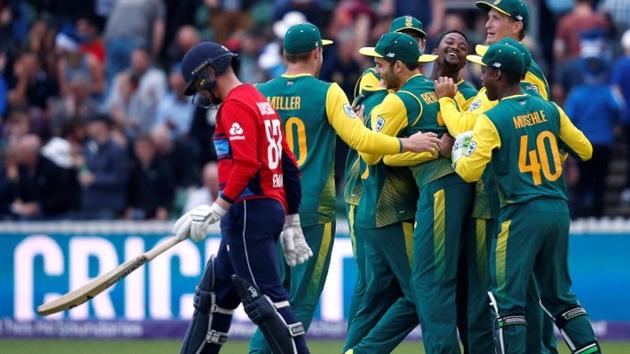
[214, 84, 296, 210]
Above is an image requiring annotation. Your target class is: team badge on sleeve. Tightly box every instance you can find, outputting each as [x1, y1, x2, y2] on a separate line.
[375, 116, 385, 132]
[343, 103, 357, 118]
[465, 141, 477, 156]
[469, 100, 481, 112]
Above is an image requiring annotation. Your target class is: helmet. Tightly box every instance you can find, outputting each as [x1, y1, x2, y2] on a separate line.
[181, 41, 238, 96]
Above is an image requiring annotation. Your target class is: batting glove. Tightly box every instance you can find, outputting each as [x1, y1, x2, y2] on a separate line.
[279, 214, 313, 267]
[173, 203, 228, 242]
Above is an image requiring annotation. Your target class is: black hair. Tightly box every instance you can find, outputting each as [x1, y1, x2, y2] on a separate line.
[88, 113, 112, 128]
[438, 30, 469, 46]
[285, 50, 312, 63]
[503, 70, 522, 85]
[60, 118, 85, 138]
[399, 29, 424, 41]
[400, 60, 420, 71]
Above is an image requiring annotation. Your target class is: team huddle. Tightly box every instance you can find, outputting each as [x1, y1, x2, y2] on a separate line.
[171, 0, 602, 353]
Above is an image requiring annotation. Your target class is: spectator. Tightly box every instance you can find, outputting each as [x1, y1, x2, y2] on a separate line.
[202, 0, 256, 44]
[7, 51, 59, 111]
[598, 0, 630, 36]
[258, 11, 308, 80]
[237, 28, 269, 83]
[273, 0, 328, 33]
[51, 31, 103, 128]
[565, 55, 623, 218]
[103, 0, 165, 82]
[165, 25, 200, 69]
[380, 0, 445, 38]
[10, 134, 77, 219]
[126, 134, 173, 220]
[0, 148, 17, 219]
[320, 29, 362, 99]
[79, 115, 129, 219]
[0, 50, 8, 119]
[162, 0, 199, 62]
[106, 47, 167, 137]
[183, 162, 218, 212]
[613, 30, 630, 205]
[0, 108, 30, 151]
[41, 121, 83, 216]
[77, 15, 106, 64]
[554, 0, 609, 62]
[553, 29, 608, 105]
[155, 65, 195, 138]
[150, 124, 198, 188]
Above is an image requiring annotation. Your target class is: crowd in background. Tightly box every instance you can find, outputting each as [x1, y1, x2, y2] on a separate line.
[0, 0, 628, 221]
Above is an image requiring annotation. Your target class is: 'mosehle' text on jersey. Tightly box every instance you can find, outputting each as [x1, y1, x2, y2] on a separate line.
[214, 84, 299, 211]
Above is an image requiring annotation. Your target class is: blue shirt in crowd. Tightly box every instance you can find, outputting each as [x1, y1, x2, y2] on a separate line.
[612, 56, 630, 123]
[565, 83, 623, 146]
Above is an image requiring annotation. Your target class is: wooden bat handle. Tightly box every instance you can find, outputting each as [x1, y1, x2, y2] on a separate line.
[145, 233, 189, 261]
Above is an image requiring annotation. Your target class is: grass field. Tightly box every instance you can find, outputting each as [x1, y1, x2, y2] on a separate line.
[1, 339, 628, 354]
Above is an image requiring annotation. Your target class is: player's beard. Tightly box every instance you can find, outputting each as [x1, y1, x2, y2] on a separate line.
[382, 67, 400, 90]
[210, 91, 223, 105]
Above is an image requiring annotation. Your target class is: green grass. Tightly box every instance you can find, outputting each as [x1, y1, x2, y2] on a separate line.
[1, 339, 629, 354]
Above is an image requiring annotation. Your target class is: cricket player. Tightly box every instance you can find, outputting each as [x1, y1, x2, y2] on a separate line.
[344, 16, 437, 336]
[351, 32, 474, 354]
[248, 23, 442, 354]
[451, 42, 601, 354]
[436, 1, 557, 351]
[430, 30, 478, 111]
[353, 15, 436, 99]
[425, 29, 501, 354]
[173, 41, 312, 354]
[345, 30, 477, 354]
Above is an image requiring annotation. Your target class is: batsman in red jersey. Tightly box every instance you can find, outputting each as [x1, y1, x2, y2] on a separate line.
[173, 42, 312, 354]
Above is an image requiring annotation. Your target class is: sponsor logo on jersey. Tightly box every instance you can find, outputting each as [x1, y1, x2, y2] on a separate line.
[469, 100, 481, 112]
[256, 102, 276, 116]
[229, 122, 245, 140]
[465, 140, 477, 156]
[343, 103, 357, 118]
[375, 116, 385, 132]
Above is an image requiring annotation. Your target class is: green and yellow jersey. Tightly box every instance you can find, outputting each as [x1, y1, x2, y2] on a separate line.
[523, 58, 550, 100]
[438, 59, 550, 219]
[455, 80, 478, 111]
[353, 67, 381, 99]
[344, 148, 363, 208]
[257, 74, 403, 226]
[454, 94, 592, 206]
[352, 86, 418, 227]
[359, 74, 452, 188]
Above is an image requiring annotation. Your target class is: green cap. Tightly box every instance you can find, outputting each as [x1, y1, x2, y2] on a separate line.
[389, 16, 426, 37]
[283, 23, 333, 54]
[359, 32, 420, 65]
[476, 0, 529, 30]
[475, 38, 531, 76]
[467, 42, 524, 75]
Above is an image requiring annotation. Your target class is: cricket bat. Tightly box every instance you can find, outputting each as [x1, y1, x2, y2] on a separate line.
[37, 234, 188, 316]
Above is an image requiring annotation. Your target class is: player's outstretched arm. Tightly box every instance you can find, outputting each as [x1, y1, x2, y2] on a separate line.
[383, 132, 451, 166]
[555, 103, 593, 161]
[326, 83, 403, 156]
